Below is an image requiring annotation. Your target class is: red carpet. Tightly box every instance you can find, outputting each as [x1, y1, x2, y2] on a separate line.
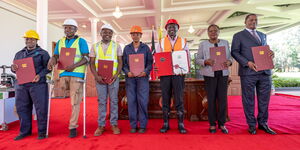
[1, 96, 300, 150]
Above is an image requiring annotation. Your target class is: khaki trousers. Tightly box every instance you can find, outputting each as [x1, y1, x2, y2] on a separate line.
[60, 76, 83, 129]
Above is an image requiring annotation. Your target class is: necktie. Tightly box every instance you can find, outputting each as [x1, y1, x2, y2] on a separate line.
[251, 30, 261, 44]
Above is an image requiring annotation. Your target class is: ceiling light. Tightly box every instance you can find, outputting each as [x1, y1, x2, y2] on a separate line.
[113, 5, 123, 18]
[188, 25, 195, 33]
[82, 24, 87, 28]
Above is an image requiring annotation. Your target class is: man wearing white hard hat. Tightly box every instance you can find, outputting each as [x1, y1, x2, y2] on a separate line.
[47, 18, 89, 138]
[89, 24, 123, 136]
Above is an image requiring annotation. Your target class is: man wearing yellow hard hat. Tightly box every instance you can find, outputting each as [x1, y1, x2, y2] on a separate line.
[122, 25, 153, 133]
[47, 18, 89, 138]
[11, 30, 51, 140]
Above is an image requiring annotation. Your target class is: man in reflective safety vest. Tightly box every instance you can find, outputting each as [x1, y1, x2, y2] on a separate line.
[47, 19, 89, 138]
[89, 24, 123, 136]
[155, 19, 190, 134]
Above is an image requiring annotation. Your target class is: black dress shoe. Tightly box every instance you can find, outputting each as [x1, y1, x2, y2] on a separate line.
[14, 134, 31, 141]
[69, 128, 77, 138]
[209, 128, 216, 133]
[130, 128, 137, 133]
[138, 128, 146, 133]
[248, 126, 257, 135]
[209, 126, 216, 134]
[258, 125, 277, 135]
[219, 126, 229, 134]
[37, 134, 46, 140]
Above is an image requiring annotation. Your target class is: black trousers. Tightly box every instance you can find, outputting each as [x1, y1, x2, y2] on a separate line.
[160, 75, 185, 113]
[240, 74, 271, 127]
[204, 74, 228, 126]
[15, 83, 49, 136]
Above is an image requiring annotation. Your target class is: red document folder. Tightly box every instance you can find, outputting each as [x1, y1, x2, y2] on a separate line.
[210, 46, 227, 71]
[14, 57, 36, 84]
[129, 54, 144, 76]
[57, 48, 76, 70]
[154, 52, 173, 77]
[98, 60, 114, 84]
[252, 45, 274, 71]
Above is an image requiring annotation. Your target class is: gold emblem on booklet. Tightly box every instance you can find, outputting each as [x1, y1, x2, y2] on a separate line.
[66, 52, 70, 56]
[103, 65, 108, 69]
[259, 51, 264, 55]
[134, 58, 139, 62]
[216, 52, 221, 56]
[21, 64, 27, 68]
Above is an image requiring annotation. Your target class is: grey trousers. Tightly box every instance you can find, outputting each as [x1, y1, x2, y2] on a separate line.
[96, 78, 119, 127]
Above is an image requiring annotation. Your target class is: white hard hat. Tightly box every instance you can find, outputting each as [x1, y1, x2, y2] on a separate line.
[101, 24, 113, 32]
[63, 19, 78, 28]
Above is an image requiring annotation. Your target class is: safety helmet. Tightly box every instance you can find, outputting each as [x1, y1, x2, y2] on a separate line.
[130, 25, 143, 34]
[100, 24, 114, 32]
[23, 30, 40, 40]
[165, 19, 180, 30]
[63, 19, 78, 28]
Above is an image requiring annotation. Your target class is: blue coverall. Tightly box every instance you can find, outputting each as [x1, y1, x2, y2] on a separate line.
[13, 46, 50, 136]
[122, 42, 153, 129]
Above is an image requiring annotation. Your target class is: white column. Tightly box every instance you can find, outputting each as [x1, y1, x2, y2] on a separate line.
[89, 18, 99, 44]
[36, 0, 48, 49]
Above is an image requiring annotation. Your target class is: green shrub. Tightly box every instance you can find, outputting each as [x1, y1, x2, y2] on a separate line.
[272, 77, 300, 87]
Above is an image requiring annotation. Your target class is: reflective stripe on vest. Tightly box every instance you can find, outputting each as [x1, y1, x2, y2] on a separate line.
[160, 36, 186, 52]
[58, 37, 86, 74]
[94, 41, 118, 76]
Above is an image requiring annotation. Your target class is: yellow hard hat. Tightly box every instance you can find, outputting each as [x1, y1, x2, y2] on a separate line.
[23, 30, 40, 40]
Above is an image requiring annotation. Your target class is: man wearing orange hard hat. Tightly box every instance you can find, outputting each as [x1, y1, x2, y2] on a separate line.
[11, 30, 51, 140]
[122, 25, 153, 133]
[155, 19, 190, 134]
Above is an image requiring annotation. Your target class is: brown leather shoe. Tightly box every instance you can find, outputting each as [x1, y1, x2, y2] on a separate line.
[94, 126, 105, 136]
[111, 125, 120, 134]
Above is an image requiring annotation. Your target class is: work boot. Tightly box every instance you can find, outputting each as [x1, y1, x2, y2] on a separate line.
[111, 125, 120, 134]
[177, 111, 187, 134]
[94, 126, 105, 136]
[14, 134, 31, 141]
[160, 111, 170, 133]
[37, 134, 46, 140]
[69, 128, 77, 138]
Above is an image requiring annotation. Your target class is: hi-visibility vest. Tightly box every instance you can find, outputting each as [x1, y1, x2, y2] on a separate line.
[94, 41, 118, 76]
[57, 37, 86, 74]
[160, 36, 186, 52]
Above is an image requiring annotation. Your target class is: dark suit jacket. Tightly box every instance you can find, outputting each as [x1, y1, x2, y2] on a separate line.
[231, 29, 271, 76]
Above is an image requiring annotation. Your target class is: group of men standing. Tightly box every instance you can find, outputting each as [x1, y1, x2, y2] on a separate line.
[12, 13, 276, 141]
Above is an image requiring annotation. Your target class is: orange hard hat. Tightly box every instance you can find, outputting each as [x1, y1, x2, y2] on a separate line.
[165, 19, 180, 30]
[130, 25, 143, 34]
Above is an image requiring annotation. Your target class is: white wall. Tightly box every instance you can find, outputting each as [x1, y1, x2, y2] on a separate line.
[0, 7, 63, 67]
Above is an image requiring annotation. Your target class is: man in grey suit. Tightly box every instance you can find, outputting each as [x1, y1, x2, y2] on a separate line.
[231, 14, 276, 135]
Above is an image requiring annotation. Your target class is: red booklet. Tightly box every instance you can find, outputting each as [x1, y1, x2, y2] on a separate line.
[209, 46, 227, 71]
[252, 45, 274, 71]
[14, 57, 36, 84]
[154, 52, 173, 77]
[57, 48, 76, 70]
[129, 54, 144, 76]
[98, 60, 114, 84]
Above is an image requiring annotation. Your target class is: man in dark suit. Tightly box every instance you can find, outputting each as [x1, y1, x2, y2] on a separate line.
[231, 14, 276, 135]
